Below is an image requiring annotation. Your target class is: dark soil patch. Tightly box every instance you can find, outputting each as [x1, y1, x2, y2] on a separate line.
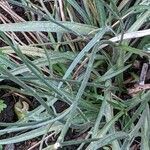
[0, 91, 16, 123]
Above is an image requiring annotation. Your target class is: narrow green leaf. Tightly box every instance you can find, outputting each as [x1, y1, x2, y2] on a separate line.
[118, 45, 150, 58]
[0, 21, 97, 36]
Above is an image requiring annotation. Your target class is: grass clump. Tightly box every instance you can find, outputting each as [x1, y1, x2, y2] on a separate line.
[0, 0, 150, 149]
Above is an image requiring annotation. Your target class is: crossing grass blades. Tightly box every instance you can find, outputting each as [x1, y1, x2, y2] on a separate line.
[0, 0, 150, 149]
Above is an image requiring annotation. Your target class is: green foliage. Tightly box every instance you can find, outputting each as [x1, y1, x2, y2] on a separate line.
[0, 100, 7, 113]
[0, 145, 3, 150]
[0, 0, 149, 149]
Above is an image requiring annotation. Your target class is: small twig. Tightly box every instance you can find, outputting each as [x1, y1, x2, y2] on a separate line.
[72, 57, 89, 80]
[28, 132, 55, 150]
[58, 0, 65, 21]
[128, 62, 149, 96]
[139, 63, 148, 85]
[128, 84, 150, 95]
[112, 12, 131, 28]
